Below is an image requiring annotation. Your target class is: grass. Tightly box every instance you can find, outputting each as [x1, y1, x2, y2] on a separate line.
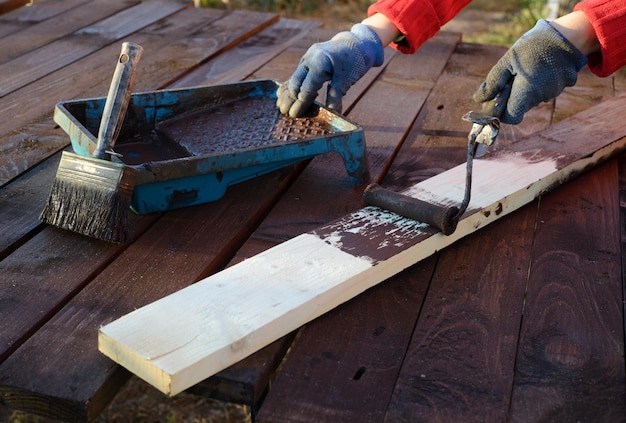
[194, 0, 567, 46]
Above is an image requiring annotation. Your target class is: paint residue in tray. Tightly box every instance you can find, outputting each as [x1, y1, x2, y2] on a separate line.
[155, 96, 336, 156]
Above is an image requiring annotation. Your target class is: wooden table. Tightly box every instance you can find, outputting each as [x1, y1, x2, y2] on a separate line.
[1, 0, 625, 421]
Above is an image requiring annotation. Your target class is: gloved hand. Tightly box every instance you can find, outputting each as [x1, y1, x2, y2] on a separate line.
[473, 19, 588, 124]
[277, 23, 384, 118]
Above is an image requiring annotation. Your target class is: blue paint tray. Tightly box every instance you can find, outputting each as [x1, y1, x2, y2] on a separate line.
[53, 80, 369, 214]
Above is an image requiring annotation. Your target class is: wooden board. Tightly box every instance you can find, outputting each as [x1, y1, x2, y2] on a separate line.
[98, 93, 626, 396]
[507, 159, 625, 420]
[0, 0, 186, 98]
[169, 18, 322, 88]
[0, 0, 139, 64]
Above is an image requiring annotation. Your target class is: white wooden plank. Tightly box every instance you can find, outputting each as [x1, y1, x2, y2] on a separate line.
[98, 93, 626, 396]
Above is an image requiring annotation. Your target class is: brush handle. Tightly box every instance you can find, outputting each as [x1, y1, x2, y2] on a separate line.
[93, 42, 143, 160]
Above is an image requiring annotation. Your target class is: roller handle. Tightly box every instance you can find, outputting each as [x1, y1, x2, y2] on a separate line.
[93, 42, 144, 160]
[363, 183, 459, 235]
[465, 84, 510, 124]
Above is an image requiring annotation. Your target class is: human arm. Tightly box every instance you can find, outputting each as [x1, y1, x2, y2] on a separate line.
[473, 13, 595, 124]
[276, 15, 395, 118]
[275, 21, 384, 118]
[277, 0, 472, 118]
[573, 0, 626, 76]
[474, 0, 626, 125]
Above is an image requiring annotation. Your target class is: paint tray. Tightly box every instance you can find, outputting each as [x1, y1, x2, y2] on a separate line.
[53, 79, 369, 214]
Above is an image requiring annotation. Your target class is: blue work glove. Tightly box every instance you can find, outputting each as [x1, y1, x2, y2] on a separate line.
[277, 23, 384, 118]
[473, 19, 588, 124]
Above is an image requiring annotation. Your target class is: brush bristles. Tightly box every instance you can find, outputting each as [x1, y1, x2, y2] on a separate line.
[40, 177, 132, 243]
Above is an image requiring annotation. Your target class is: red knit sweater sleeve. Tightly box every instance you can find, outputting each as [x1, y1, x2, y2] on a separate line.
[368, 0, 472, 54]
[574, 0, 626, 76]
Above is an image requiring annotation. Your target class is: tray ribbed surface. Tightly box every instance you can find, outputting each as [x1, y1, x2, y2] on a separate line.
[156, 96, 336, 156]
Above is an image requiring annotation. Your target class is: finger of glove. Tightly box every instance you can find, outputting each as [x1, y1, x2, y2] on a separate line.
[325, 84, 343, 113]
[276, 82, 296, 115]
[277, 70, 325, 118]
[473, 60, 513, 104]
[287, 70, 332, 117]
[276, 63, 309, 115]
[500, 78, 533, 124]
[289, 51, 334, 117]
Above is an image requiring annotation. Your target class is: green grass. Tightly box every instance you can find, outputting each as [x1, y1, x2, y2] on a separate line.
[196, 0, 572, 47]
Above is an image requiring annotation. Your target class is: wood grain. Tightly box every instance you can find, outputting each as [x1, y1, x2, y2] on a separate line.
[509, 160, 625, 421]
[169, 18, 321, 88]
[0, 0, 138, 64]
[0, 0, 186, 98]
[384, 204, 536, 423]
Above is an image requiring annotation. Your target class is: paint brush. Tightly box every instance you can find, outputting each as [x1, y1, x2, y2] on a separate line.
[40, 42, 143, 243]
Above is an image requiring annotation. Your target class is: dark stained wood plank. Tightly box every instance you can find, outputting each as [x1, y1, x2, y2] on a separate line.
[0, 0, 139, 64]
[0, 228, 123, 364]
[138, 8, 280, 88]
[385, 204, 536, 422]
[169, 18, 321, 88]
[0, 0, 188, 98]
[417, 42, 551, 157]
[0, 0, 90, 26]
[508, 159, 625, 421]
[0, 150, 59, 258]
[0, 6, 264, 138]
[620, 153, 626, 379]
[1, 0, 96, 40]
[0, 117, 69, 186]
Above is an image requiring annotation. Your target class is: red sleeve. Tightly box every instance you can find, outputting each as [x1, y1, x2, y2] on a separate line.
[574, 0, 626, 76]
[368, 0, 472, 54]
